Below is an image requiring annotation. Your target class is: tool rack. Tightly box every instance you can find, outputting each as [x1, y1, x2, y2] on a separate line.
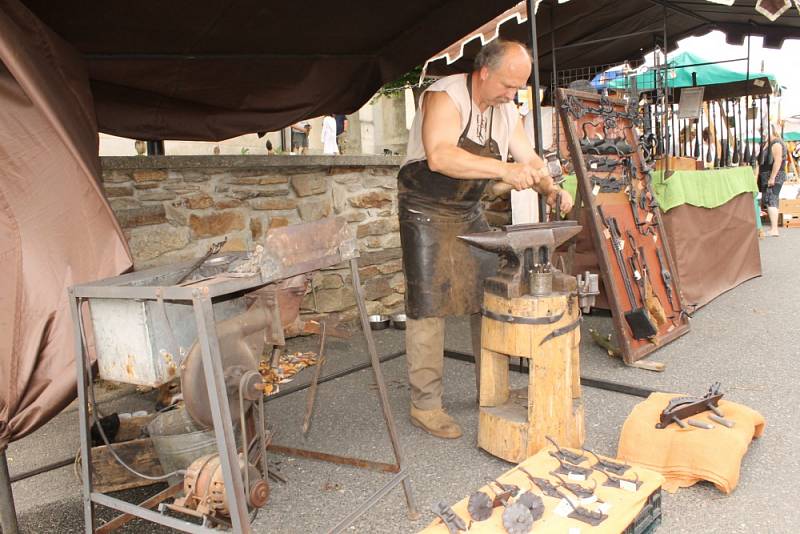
[68, 217, 418, 533]
[556, 89, 690, 364]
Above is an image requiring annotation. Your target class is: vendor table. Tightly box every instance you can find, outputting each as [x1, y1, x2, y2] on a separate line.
[564, 166, 761, 309]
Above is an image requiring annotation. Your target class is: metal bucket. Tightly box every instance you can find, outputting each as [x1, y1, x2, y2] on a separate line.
[147, 407, 221, 484]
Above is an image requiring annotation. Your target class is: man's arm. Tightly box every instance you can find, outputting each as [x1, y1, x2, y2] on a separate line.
[421, 92, 538, 191]
[494, 119, 573, 212]
[769, 142, 782, 186]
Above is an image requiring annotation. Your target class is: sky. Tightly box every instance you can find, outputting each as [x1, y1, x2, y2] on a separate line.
[667, 30, 800, 119]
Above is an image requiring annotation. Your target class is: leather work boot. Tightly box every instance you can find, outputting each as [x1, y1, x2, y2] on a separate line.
[410, 406, 463, 439]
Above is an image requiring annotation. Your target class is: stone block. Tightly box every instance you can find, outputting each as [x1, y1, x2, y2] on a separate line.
[359, 247, 402, 266]
[268, 216, 290, 229]
[349, 191, 393, 209]
[165, 203, 189, 226]
[215, 199, 244, 209]
[164, 183, 201, 192]
[104, 171, 132, 183]
[298, 196, 332, 222]
[368, 167, 396, 176]
[132, 170, 168, 183]
[228, 186, 289, 200]
[104, 185, 133, 198]
[307, 287, 355, 313]
[332, 183, 349, 214]
[389, 273, 405, 293]
[250, 197, 297, 211]
[380, 293, 405, 310]
[363, 175, 397, 189]
[250, 218, 263, 240]
[134, 183, 160, 190]
[313, 272, 344, 290]
[138, 191, 177, 202]
[127, 225, 190, 261]
[189, 210, 246, 238]
[116, 205, 167, 228]
[345, 211, 367, 223]
[364, 236, 382, 249]
[382, 233, 401, 249]
[356, 218, 398, 238]
[291, 174, 328, 196]
[221, 236, 249, 252]
[177, 171, 212, 182]
[183, 192, 214, 209]
[110, 197, 141, 211]
[364, 275, 393, 301]
[377, 258, 403, 274]
[358, 265, 380, 280]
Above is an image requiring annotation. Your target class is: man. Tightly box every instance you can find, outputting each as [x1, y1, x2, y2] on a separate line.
[398, 39, 572, 439]
[291, 120, 311, 154]
[334, 114, 349, 154]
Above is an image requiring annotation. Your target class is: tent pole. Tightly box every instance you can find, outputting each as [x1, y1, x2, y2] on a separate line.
[551, 3, 559, 158]
[663, 3, 670, 174]
[526, 0, 547, 221]
[0, 447, 20, 534]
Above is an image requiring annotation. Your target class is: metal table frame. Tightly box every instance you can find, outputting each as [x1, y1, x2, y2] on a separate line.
[69, 253, 417, 533]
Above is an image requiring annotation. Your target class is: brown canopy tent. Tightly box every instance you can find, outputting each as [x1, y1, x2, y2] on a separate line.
[0, 0, 524, 530]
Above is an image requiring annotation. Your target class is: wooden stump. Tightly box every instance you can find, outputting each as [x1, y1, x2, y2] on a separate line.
[478, 292, 584, 463]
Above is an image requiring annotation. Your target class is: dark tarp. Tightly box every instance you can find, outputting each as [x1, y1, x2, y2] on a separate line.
[0, 0, 132, 447]
[426, 0, 800, 79]
[19, 0, 521, 141]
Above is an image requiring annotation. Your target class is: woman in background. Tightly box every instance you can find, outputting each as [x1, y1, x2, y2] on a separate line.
[321, 114, 339, 155]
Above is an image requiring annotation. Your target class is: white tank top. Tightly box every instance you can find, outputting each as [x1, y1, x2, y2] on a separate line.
[402, 73, 519, 167]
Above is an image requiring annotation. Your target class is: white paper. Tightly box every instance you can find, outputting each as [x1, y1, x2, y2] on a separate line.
[620, 480, 638, 492]
[592, 184, 600, 196]
[568, 472, 586, 481]
[580, 495, 598, 505]
[554, 498, 574, 518]
[598, 502, 613, 514]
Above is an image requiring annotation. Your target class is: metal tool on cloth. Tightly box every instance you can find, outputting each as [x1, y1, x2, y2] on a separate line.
[597, 206, 657, 339]
[433, 501, 468, 533]
[656, 382, 729, 429]
[502, 502, 534, 534]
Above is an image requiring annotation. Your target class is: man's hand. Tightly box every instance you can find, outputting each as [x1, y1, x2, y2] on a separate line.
[768, 177, 776, 187]
[500, 163, 539, 191]
[547, 188, 574, 214]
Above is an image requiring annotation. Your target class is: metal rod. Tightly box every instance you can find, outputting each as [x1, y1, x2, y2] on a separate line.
[526, 0, 547, 221]
[95, 483, 183, 534]
[663, 3, 670, 174]
[266, 351, 406, 401]
[191, 292, 250, 534]
[91, 493, 216, 534]
[550, 3, 559, 157]
[349, 258, 418, 519]
[552, 29, 658, 51]
[442, 350, 658, 398]
[268, 445, 400, 474]
[9, 456, 74, 484]
[0, 448, 19, 534]
[326, 470, 410, 534]
[70, 294, 96, 533]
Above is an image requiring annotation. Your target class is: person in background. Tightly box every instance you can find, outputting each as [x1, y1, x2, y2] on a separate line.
[321, 114, 339, 155]
[265, 139, 274, 155]
[757, 123, 788, 237]
[291, 120, 311, 154]
[334, 113, 349, 154]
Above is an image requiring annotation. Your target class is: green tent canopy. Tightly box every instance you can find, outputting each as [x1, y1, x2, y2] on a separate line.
[747, 132, 800, 142]
[607, 51, 776, 93]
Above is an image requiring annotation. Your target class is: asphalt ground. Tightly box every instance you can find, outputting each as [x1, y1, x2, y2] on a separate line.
[5, 229, 798, 533]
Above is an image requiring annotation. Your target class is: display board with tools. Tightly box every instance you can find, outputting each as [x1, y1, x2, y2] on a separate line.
[421, 439, 664, 534]
[556, 89, 690, 364]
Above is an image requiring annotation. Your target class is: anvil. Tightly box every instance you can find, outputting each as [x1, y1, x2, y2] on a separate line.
[459, 221, 581, 298]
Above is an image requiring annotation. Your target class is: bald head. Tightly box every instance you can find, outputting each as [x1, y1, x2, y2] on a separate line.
[473, 39, 532, 108]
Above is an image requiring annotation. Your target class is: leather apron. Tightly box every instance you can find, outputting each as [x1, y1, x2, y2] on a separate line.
[398, 74, 501, 319]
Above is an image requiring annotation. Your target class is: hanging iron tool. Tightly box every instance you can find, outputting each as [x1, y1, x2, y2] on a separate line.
[710, 101, 719, 168]
[731, 100, 740, 165]
[626, 233, 647, 309]
[705, 102, 714, 165]
[597, 206, 657, 340]
[736, 98, 744, 165]
[695, 106, 702, 159]
[628, 184, 647, 236]
[756, 96, 764, 165]
[719, 100, 729, 167]
[655, 246, 676, 312]
[744, 97, 752, 165]
[638, 246, 667, 326]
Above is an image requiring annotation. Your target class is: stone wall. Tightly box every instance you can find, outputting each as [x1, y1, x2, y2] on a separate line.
[101, 155, 511, 324]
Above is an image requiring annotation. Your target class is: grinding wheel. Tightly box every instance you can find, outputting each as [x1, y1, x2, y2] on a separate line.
[515, 492, 544, 522]
[467, 491, 493, 521]
[182, 306, 268, 428]
[502, 503, 533, 534]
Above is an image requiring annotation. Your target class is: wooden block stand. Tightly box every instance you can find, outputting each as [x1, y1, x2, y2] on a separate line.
[478, 292, 584, 463]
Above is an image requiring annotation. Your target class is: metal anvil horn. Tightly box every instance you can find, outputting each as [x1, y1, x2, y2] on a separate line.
[459, 221, 581, 298]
